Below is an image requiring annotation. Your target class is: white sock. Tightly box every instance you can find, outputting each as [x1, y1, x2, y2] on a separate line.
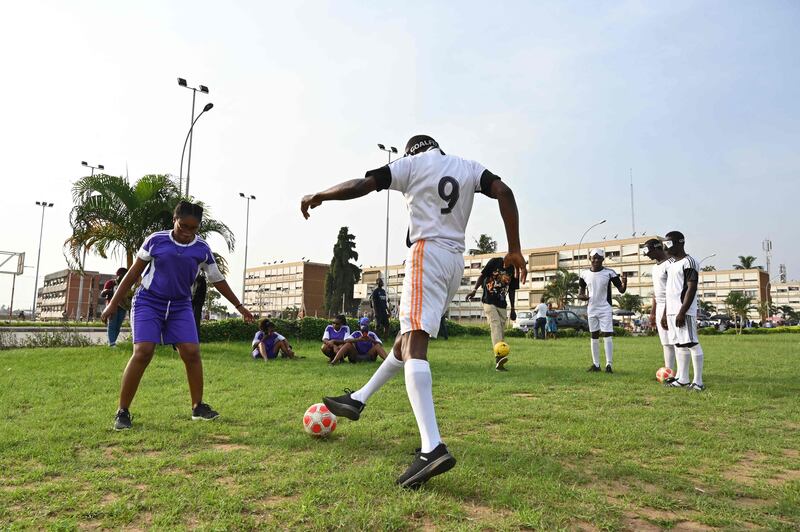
[405, 359, 442, 453]
[676, 347, 691, 384]
[603, 337, 613, 367]
[663, 345, 676, 371]
[351, 354, 404, 404]
[689, 344, 704, 387]
[590, 339, 600, 367]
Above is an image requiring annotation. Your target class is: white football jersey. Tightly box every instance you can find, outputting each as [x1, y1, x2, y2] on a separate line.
[665, 255, 699, 316]
[651, 258, 675, 305]
[579, 268, 620, 315]
[379, 149, 491, 253]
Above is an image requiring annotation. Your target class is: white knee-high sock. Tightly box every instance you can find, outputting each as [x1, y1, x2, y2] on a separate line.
[590, 339, 600, 366]
[351, 354, 404, 404]
[676, 347, 691, 384]
[663, 345, 676, 371]
[405, 359, 442, 453]
[603, 337, 613, 367]
[689, 344, 704, 386]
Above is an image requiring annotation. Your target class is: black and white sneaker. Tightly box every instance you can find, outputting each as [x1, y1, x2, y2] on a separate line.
[396, 443, 456, 489]
[495, 356, 509, 371]
[113, 408, 132, 431]
[191, 402, 220, 421]
[322, 388, 365, 421]
[664, 379, 689, 388]
[687, 383, 705, 392]
[605, 364, 613, 373]
[587, 365, 601, 372]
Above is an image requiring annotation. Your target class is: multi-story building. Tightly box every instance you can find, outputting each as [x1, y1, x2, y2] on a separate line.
[36, 269, 113, 320]
[358, 237, 770, 322]
[697, 268, 770, 319]
[243, 261, 329, 318]
[770, 281, 800, 315]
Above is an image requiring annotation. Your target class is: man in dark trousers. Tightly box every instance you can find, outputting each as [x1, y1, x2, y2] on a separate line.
[370, 277, 390, 339]
[101, 267, 129, 347]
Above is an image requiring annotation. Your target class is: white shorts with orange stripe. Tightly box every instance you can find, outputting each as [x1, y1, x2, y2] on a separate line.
[399, 240, 463, 338]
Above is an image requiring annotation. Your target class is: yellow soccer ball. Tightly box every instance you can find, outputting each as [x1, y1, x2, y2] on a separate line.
[493, 341, 510, 357]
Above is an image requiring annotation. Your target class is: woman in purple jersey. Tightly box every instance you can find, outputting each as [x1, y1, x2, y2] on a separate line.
[102, 201, 254, 430]
[320, 314, 350, 360]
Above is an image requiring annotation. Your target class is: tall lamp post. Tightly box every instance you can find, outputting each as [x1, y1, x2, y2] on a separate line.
[177, 77, 210, 196]
[239, 193, 256, 306]
[577, 219, 607, 269]
[377, 144, 398, 293]
[699, 253, 716, 268]
[77, 161, 104, 320]
[32, 201, 54, 320]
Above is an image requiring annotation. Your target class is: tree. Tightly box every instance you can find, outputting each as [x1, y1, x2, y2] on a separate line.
[701, 265, 716, 272]
[724, 291, 753, 334]
[324, 227, 361, 316]
[468, 234, 497, 255]
[758, 299, 776, 321]
[204, 288, 228, 317]
[542, 268, 580, 309]
[698, 300, 717, 316]
[65, 174, 235, 268]
[613, 293, 643, 313]
[733, 255, 760, 270]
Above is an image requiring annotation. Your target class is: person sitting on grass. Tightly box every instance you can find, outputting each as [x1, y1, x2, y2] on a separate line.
[321, 314, 350, 361]
[252, 319, 296, 361]
[329, 317, 387, 365]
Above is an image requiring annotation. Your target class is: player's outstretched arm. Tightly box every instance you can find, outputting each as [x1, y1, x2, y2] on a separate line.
[486, 180, 526, 284]
[212, 279, 255, 323]
[100, 258, 147, 323]
[612, 273, 627, 294]
[301, 176, 379, 219]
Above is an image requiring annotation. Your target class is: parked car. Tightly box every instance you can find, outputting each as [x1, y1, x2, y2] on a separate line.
[553, 310, 589, 331]
[512, 311, 536, 331]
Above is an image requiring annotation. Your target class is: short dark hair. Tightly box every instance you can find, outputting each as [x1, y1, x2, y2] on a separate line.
[643, 238, 662, 249]
[174, 201, 204, 221]
[335, 314, 346, 323]
[258, 318, 275, 332]
[665, 230, 685, 242]
[115, 267, 128, 276]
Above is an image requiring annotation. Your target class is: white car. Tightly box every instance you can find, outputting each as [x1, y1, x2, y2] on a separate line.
[512, 311, 536, 331]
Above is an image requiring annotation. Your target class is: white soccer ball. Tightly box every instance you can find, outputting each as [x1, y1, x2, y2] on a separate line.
[303, 403, 337, 437]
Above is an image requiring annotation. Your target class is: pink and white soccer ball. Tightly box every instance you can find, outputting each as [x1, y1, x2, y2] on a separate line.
[656, 367, 675, 383]
[303, 403, 337, 437]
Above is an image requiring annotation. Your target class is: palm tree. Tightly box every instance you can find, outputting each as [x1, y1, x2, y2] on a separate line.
[613, 293, 642, 313]
[65, 174, 235, 268]
[701, 265, 716, 272]
[542, 268, 580, 309]
[733, 255, 760, 270]
[724, 291, 753, 334]
[468, 234, 497, 255]
[698, 300, 717, 316]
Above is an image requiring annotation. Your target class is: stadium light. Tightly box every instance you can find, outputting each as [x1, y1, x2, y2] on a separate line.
[32, 201, 54, 320]
[178, 101, 214, 197]
[77, 160, 105, 320]
[239, 193, 257, 307]
[577, 219, 607, 269]
[377, 143, 398, 308]
[177, 76, 211, 196]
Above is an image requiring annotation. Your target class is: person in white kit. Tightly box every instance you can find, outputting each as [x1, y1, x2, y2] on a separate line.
[577, 249, 627, 373]
[300, 135, 526, 488]
[660, 231, 705, 391]
[641, 239, 676, 372]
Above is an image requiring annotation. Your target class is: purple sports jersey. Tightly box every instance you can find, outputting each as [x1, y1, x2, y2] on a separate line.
[136, 231, 224, 301]
[322, 325, 350, 342]
[348, 330, 381, 355]
[252, 330, 286, 359]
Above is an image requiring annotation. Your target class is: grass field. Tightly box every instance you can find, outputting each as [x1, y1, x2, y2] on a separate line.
[0, 334, 798, 530]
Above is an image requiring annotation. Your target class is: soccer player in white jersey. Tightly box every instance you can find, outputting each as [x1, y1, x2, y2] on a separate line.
[641, 239, 676, 373]
[660, 231, 705, 391]
[300, 135, 526, 488]
[577, 249, 627, 373]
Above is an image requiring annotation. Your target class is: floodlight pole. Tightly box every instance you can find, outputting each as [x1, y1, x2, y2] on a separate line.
[577, 219, 607, 270]
[32, 201, 54, 320]
[77, 161, 103, 320]
[239, 193, 256, 306]
[177, 78, 210, 196]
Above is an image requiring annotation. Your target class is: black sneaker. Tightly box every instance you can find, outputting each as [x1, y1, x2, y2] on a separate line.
[397, 443, 456, 489]
[687, 383, 705, 392]
[113, 408, 132, 431]
[191, 402, 220, 421]
[587, 365, 601, 372]
[664, 379, 689, 388]
[322, 388, 365, 421]
[605, 364, 613, 373]
[495, 356, 508, 371]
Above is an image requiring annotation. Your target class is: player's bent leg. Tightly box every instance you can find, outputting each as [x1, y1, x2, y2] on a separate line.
[115, 341, 156, 430]
[372, 344, 388, 360]
[176, 343, 218, 420]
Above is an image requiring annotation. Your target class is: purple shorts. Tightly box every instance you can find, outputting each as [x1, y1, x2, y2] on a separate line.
[131, 289, 198, 345]
[252, 339, 278, 359]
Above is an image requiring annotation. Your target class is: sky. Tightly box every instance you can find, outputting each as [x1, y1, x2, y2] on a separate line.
[1, 0, 798, 310]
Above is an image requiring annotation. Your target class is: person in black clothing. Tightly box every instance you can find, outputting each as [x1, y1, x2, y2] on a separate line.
[466, 256, 518, 371]
[191, 272, 207, 333]
[370, 278, 390, 339]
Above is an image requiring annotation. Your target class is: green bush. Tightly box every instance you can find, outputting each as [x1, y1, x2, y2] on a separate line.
[722, 325, 800, 335]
